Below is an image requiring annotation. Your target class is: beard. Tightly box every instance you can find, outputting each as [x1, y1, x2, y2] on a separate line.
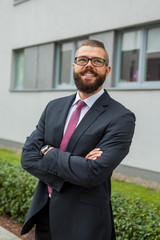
[73, 67, 107, 94]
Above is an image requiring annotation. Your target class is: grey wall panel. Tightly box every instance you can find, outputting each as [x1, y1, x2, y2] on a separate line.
[23, 46, 38, 89]
[37, 43, 55, 89]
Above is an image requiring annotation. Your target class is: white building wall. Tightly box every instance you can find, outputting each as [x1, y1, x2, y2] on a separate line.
[0, 0, 160, 175]
[2, 0, 160, 49]
[109, 90, 160, 173]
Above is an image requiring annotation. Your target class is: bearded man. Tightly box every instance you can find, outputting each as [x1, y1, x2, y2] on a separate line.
[21, 39, 135, 240]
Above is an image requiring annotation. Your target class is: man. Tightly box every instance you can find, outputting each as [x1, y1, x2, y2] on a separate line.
[21, 39, 135, 240]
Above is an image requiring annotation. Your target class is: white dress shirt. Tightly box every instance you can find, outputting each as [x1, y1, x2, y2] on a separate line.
[63, 89, 104, 135]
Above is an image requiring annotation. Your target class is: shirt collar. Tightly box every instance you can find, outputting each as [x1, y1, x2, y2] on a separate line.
[73, 88, 104, 108]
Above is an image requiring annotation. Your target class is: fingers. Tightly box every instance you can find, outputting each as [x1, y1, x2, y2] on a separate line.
[85, 148, 103, 160]
[85, 148, 101, 158]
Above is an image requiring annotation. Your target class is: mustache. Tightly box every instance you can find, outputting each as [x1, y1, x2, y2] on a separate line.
[81, 68, 97, 76]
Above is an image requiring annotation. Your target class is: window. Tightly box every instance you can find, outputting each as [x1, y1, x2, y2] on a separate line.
[120, 31, 140, 83]
[12, 38, 87, 91]
[55, 39, 86, 89]
[116, 25, 160, 88]
[14, 50, 24, 90]
[13, 43, 54, 90]
[146, 27, 160, 81]
[59, 42, 73, 87]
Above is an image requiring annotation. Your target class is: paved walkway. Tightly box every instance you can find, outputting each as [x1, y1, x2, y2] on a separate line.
[0, 227, 21, 240]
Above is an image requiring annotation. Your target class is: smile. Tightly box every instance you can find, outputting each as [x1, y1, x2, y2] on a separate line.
[84, 73, 95, 76]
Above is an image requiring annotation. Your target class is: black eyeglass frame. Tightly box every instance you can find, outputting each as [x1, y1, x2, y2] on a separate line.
[74, 56, 108, 67]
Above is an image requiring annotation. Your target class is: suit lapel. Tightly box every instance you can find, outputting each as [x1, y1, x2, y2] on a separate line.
[66, 90, 110, 152]
[53, 94, 76, 148]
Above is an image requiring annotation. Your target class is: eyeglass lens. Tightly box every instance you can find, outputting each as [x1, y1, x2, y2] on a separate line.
[76, 57, 105, 66]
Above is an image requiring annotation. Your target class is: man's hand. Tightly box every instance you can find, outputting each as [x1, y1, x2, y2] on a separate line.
[85, 148, 103, 160]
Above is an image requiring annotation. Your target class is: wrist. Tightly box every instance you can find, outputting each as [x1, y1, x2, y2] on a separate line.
[40, 145, 52, 156]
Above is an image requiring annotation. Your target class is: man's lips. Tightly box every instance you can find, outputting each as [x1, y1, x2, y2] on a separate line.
[81, 69, 97, 77]
[83, 73, 95, 77]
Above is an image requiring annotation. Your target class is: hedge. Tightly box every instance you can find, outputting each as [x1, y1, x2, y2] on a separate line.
[0, 159, 160, 239]
[112, 191, 160, 239]
[0, 159, 37, 222]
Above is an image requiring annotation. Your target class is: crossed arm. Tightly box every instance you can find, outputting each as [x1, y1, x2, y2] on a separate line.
[21, 104, 135, 190]
[44, 147, 103, 160]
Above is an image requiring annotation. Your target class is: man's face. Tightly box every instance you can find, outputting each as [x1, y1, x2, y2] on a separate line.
[73, 46, 111, 94]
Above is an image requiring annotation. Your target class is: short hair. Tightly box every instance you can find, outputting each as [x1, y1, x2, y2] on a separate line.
[76, 39, 109, 64]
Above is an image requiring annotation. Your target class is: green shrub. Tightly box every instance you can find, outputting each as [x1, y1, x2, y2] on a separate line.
[112, 191, 160, 240]
[0, 159, 37, 222]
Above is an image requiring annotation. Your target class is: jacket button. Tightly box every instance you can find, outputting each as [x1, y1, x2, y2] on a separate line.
[53, 170, 57, 175]
[52, 183, 57, 189]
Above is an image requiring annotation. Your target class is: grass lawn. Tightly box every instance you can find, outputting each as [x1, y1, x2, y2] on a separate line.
[1, 147, 160, 206]
[111, 178, 160, 206]
[0, 148, 21, 166]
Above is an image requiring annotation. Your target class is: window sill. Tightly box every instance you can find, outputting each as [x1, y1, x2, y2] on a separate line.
[13, 0, 30, 6]
[108, 87, 160, 91]
[114, 82, 160, 91]
[10, 86, 160, 93]
[10, 88, 76, 93]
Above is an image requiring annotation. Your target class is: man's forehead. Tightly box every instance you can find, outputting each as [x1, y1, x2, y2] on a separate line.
[76, 46, 106, 58]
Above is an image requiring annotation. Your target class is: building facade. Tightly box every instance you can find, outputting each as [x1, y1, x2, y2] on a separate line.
[0, 0, 160, 181]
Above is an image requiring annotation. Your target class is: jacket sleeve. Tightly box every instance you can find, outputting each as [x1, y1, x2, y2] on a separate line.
[40, 111, 136, 189]
[21, 104, 64, 192]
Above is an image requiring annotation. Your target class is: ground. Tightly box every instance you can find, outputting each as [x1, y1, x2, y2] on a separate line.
[0, 215, 35, 240]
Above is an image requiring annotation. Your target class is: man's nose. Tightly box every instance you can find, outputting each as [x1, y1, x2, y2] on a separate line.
[86, 59, 93, 67]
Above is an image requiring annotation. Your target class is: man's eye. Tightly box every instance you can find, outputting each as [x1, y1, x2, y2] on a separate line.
[94, 59, 102, 63]
[79, 58, 87, 62]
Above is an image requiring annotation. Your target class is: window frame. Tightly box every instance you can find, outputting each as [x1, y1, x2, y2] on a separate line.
[115, 24, 160, 89]
[14, 49, 24, 90]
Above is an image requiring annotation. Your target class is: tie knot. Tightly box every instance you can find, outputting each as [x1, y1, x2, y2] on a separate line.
[76, 100, 86, 110]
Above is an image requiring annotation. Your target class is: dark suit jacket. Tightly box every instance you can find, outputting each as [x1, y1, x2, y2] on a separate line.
[21, 90, 135, 240]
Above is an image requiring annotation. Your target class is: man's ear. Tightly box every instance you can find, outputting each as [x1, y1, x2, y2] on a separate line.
[73, 63, 75, 70]
[106, 66, 111, 77]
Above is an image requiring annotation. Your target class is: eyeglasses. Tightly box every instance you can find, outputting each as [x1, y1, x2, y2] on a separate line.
[74, 56, 108, 67]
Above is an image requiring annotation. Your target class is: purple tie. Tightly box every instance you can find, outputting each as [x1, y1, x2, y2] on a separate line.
[48, 100, 86, 197]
